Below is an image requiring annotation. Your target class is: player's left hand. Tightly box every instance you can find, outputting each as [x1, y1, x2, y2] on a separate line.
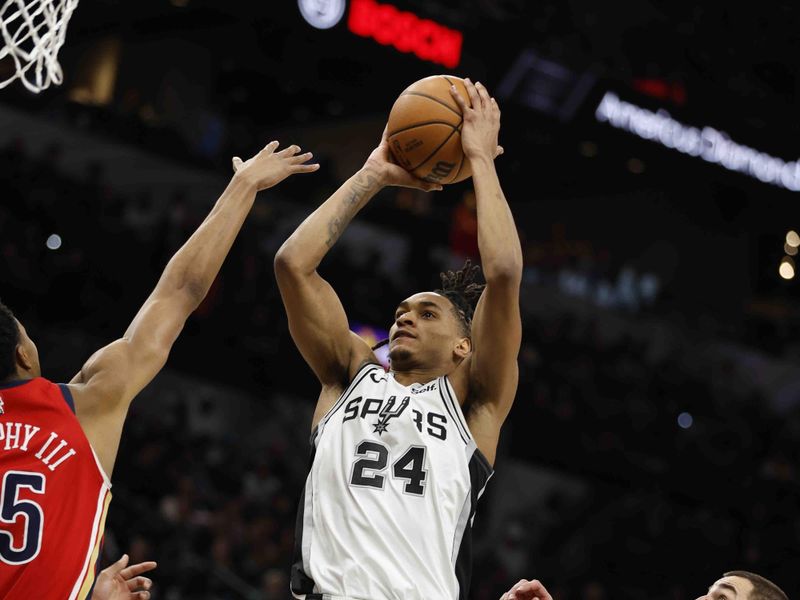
[363, 127, 444, 192]
[449, 78, 504, 162]
[499, 578, 553, 600]
[93, 554, 157, 600]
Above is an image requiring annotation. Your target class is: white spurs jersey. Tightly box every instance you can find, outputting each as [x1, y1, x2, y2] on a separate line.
[291, 363, 493, 600]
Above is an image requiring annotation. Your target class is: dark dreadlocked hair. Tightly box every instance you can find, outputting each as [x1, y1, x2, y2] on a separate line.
[435, 259, 485, 337]
[0, 300, 20, 381]
[371, 260, 485, 351]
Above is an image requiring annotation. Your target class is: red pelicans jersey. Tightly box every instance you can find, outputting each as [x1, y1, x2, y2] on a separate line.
[0, 378, 112, 600]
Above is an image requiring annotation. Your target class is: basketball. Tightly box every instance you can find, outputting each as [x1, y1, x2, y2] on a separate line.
[387, 75, 473, 185]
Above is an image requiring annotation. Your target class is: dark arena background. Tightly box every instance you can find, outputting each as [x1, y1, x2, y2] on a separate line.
[2, 0, 800, 598]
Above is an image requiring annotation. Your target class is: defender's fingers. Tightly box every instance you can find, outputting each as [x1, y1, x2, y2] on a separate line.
[133, 592, 151, 600]
[126, 576, 153, 591]
[103, 554, 129, 576]
[293, 163, 320, 173]
[291, 151, 314, 164]
[260, 140, 279, 154]
[520, 580, 552, 600]
[232, 156, 243, 172]
[125, 577, 153, 592]
[464, 78, 482, 110]
[449, 85, 469, 111]
[119, 561, 157, 580]
[277, 144, 301, 157]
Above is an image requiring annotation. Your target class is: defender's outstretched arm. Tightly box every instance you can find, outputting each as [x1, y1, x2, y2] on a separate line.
[450, 80, 523, 466]
[69, 142, 318, 476]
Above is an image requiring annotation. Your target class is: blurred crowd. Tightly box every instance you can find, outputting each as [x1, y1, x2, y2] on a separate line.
[2, 140, 799, 598]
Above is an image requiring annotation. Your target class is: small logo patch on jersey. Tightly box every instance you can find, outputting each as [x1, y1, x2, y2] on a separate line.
[372, 395, 410, 436]
[411, 381, 437, 394]
[370, 370, 388, 384]
[0, 395, 4, 414]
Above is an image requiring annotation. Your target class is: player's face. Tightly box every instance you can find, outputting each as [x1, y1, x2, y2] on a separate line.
[15, 320, 41, 378]
[388, 292, 467, 368]
[695, 576, 754, 600]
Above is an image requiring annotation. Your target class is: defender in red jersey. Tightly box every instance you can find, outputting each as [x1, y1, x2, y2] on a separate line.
[0, 142, 319, 599]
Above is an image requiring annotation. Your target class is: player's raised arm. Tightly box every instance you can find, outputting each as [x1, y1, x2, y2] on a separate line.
[68, 142, 319, 477]
[449, 79, 522, 466]
[274, 130, 440, 400]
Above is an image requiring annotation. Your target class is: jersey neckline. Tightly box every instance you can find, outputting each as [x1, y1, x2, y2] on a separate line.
[387, 370, 441, 390]
[0, 377, 38, 389]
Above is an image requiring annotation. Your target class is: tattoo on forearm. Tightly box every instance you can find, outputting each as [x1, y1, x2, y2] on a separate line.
[325, 169, 380, 247]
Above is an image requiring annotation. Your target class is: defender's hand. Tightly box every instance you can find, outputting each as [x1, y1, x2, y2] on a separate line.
[93, 554, 157, 600]
[500, 579, 553, 600]
[449, 78, 504, 161]
[232, 141, 319, 191]
[363, 127, 443, 192]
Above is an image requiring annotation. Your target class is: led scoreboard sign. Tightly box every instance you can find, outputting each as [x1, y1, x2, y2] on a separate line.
[347, 0, 463, 69]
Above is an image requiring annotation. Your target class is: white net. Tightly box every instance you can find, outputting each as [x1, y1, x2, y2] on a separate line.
[0, 0, 79, 93]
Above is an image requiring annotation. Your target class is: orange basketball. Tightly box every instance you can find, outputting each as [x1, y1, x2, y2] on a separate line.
[386, 75, 472, 185]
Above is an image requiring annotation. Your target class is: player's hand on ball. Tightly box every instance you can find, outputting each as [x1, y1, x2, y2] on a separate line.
[449, 78, 504, 161]
[232, 141, 320, 191]
[364, 127, 444, 192]
[500, 579, 553, 600]
[93, 554, 157, 600]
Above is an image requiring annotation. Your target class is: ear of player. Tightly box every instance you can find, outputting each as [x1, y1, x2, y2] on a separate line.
[386, 74, 503, 185]
[231, 141, 320, 191]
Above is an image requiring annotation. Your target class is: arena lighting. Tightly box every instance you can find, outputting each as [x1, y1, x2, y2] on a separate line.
[779, 256, 795, 280]
[347, 0, 463, 69]
[46, 234, 62, 250]
[677, 412, 693, 429]
[787, 230, 800, 248]
[596, 92, 800, 192]
[785, 243, 798, 256]
[298, 0, 346, 30]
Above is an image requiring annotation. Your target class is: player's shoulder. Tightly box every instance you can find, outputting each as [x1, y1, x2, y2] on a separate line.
[346, 331, 381, 382]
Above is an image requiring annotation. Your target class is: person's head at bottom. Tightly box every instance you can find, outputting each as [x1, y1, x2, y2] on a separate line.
[502, 571, 788, 600]
[698, 571, 788, 600]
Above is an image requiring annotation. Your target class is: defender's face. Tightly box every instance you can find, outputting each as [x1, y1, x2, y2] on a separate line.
[388, 292, 464, 367]
[15, 320, 41, 378]
[696, 576, 754, 600]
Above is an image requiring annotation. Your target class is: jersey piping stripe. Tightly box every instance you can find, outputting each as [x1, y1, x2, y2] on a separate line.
[453, 448, 494, 600]
[450, 477, 472, 566]
[0, 379, 30, 389]
[68, 485, 112, 600]
[90, 446, 113, 490]
[437, 384, 469, 445]
[59, 380, 113, 488]
[320, 363, 383, 428]
[442, 376, 472, 443]
[440, 377, 471, 444]
[58, 383, 75, 414]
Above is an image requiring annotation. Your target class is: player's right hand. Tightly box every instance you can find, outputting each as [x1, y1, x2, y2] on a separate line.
[363, 127, 444, 192]
[232, 141, 320, 191]
[93, 554, 157, 600]
[500, 578, 553, 600]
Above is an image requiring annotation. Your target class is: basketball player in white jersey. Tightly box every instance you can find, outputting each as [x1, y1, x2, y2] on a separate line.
[275, 79, 521, 600]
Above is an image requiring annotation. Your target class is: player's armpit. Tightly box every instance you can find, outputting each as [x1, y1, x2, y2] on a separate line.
[69, 290, 196, 476]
